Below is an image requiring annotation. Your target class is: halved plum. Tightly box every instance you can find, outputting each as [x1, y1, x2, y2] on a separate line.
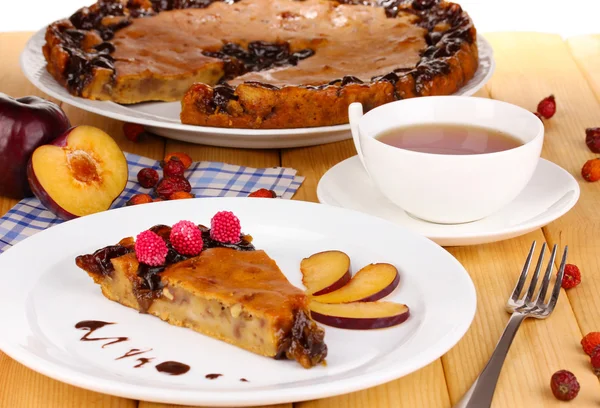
[312, 263, 399, 303]
[309, 301, 410, 330]
[301, 250, 351, 296]
[27, 125, 128, 220]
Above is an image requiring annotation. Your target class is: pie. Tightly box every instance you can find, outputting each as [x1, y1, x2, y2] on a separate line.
[43, 0, 478, 129]
[75, 224, 328, 368]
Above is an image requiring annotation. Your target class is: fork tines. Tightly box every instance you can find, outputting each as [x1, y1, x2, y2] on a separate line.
[507, 241, 568, 317]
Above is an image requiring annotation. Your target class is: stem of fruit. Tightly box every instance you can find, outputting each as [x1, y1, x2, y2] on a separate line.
[453, 312, 527, 408]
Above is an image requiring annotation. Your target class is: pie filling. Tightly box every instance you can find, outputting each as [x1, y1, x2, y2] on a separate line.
[75, 224, 328, 368]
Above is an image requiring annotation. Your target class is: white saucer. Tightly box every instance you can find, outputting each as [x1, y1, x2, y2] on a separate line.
[317, 156, 580, 246]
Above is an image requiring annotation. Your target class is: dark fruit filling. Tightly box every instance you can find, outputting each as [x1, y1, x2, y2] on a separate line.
[203, 41, 315, 83]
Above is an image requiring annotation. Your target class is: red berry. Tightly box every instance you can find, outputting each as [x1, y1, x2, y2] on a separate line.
[210, 211, 242, 244]
[137, 168, 159, 188]
[164, 152, 192, 170]
[537, 95, 556, 119]
[123, 122, 145, 142]
[586, 128, 600, 154]
[591, 348, 600, 377]
[170, 191, 195, 200]
[155, 176, 192, 199]
[582, 158, 600, 182]
[135, 230, 168, 266]
[550, 370, 580, 401]
[170, 220, 203, 256]
[582, 332, 600, 355]
[248, 188, 277, 198]
[126, 194, 153, 206]
[161, 157, 186, 178]
[561, 264, 581, 289]
[533, 111, 543, 121]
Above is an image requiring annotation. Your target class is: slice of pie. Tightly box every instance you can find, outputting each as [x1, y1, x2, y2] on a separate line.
[75, 224, 328, 368]
[42, 0, 478, 129]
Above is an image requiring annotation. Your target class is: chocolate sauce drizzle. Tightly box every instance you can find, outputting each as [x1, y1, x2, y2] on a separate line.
[75, 320, 189, 375]
[53, 0, 474, 99]
[205, 373, 223, 379]
[156, 361, 191, 375]
[75, 320, 128, 348]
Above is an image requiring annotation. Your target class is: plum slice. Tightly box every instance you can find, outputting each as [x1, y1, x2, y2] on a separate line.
[301, 250, 351, 296]
[27, 125, 128, 220]
[309, 301, 410, 330]
[312, 263, 399, 303]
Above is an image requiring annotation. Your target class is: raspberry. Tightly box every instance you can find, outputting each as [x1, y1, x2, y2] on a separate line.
[170, 191, 195, 200]
[161, 157, 186, 178]
[582, 158, 600, 182]
[123, 122, 145, 142]
[126, 194, 153, 206]
[137, 168, 159, 188]
[248, 188, 277, 198]
[135, 230, 168, 266]
[586, 128, 600, 154]
[210, 211, 242, 244]
[561, 264, 581, 289]
[170, 220, 203, 256]
[164, 152, 192, 170]
[537, 95, 556, 119]
[591, 348, 600, 377]
[155, 176, 192, 199]
[582, 332, 600, 355]
[550, 370, 579, 401]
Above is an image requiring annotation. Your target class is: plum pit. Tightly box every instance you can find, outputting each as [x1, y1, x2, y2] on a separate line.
[67, 149, 101, 183]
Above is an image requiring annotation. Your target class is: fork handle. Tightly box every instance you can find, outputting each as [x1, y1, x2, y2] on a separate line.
[453, 312, 527, 408]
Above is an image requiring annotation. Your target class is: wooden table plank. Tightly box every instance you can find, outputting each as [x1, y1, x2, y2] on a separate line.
[0, 31, 140, 408]
[485, 31, 600, 358]
[567, 34, 600, 102]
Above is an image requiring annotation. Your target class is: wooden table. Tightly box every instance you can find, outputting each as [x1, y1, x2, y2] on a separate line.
[1, 31, 600, 408]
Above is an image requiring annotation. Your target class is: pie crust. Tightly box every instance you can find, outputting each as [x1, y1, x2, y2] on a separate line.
[43, 0, 478, 129]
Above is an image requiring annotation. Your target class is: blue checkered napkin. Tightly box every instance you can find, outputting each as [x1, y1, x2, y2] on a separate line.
[0, 152, 304, 254]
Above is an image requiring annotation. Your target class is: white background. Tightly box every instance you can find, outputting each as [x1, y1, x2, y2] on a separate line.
[1, 0, 599, 37]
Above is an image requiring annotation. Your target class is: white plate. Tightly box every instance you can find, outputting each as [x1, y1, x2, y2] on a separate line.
[0, 198, 476, 407]
[20, 28, 495, 148]
[317, 156, 580, 247]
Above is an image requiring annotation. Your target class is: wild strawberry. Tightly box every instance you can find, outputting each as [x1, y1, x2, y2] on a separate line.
[137, 168, 159, 188]
[161, 157, 186, 178]
[586, 128, 600, 153]
[550, 370, 579, 401]
[581, 332, 600, 355]
[135, 230, 168, 266]
[591, 347, 600, 377]
[126, 194, 153, 206]
[170, 220, 203, 256]
[155, 177, 191, 200]
[537, 95, 556, 119]
[248, 188, 277, 198]
[123, 122, 145, 142]
[164, 152, 193, 170]
[170, 191, 195, 200]
[561, 264, 581, 289]
[210, 211, 242, 243]
[582, 158, 600, 182]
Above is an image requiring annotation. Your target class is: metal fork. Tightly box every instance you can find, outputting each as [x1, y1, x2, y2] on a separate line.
[453, 241, 568, 408]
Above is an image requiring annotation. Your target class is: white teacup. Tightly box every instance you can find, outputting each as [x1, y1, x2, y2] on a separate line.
[349, 96, 544, 224]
